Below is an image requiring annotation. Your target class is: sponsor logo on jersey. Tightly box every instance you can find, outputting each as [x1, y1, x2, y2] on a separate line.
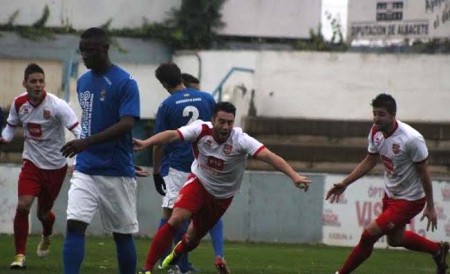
[392, 143, 400, 154]
[43, 109, 51, 119]
[100, 89, 107, 102]
[223, 144, 233, 155]
[27, 123, 42, 137]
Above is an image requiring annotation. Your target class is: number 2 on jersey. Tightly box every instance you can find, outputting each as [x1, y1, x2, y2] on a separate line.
[183, 106, 199, 125]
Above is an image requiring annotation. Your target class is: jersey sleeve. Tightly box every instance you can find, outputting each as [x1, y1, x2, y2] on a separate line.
[367, 126, 379, 154]
[153, 101, 169, 134]
[56, 99, 79, 129]
[177, 120, 204, 142]
[407, 135, 429, 163]
[238, 131, 264, 156]
[119, 76, 140, 119]
[6, 101, 20, 127]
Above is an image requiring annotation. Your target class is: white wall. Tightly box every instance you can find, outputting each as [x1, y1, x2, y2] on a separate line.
[0, 0, 321, 39]
[218, 0, 321, 39]
[175, 50, 450, 122]
[0, 0, 180, 29]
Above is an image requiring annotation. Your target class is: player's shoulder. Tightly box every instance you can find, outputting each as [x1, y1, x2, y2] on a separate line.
[12, 92, 29, 110]
[397, 120, 424, 139]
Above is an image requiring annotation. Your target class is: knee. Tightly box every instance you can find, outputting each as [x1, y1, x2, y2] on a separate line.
[15, 205, 30, 216]
[387, 237, 401, 247]
[168, 214, 187, 229]
[184, 233, 200, 251]
[67, 219, 88, 234]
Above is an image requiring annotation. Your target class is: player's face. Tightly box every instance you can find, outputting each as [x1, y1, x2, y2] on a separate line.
[79, 38, 107, 70]
[23, 72, 45, 103]
[372, 107, 395, 133]
[212, 111, 235, 143]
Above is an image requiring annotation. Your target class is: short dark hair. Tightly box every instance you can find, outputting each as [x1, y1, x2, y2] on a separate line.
[80, 27, 110, 44]
[371, 93, 397, 115]
[181, 73, 199, 86]
[155, 63, 182, 88]
[24, 63, 44, 81]
[213, 101, 236, 116]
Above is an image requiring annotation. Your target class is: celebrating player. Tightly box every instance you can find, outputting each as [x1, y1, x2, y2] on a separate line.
[327, 93, 449, 274]
[134, 101, 311, 274]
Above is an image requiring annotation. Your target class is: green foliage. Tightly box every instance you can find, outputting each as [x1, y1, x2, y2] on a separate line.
[410, 38, 450, 53]
[113, 0, 226, 50]
[295, 11, 349, 52]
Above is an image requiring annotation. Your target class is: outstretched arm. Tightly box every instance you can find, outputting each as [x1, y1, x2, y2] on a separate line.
[133, 129, 181, 151]
[416, 160, 437, 231]
[254, 147, 311, 191]
[326, 153, 378, 203]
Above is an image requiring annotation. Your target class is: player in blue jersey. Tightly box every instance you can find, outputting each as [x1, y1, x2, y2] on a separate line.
[145, 63, 221, 274]
[60, 27, 140, 274]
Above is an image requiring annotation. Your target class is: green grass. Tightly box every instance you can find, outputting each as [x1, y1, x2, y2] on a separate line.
[0, 234, 438, 273]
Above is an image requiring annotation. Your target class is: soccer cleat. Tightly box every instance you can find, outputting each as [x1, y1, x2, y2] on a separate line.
[167, 265, 184, 274]
[162, 241, 182, 269]
[433, 241, 449, 274]
[188, 262, 200, 272]
[10, 254, 26, 269]
[215, 256, 231, 274]
[137, 269, 151, 274]
[37, 235, 51, 257]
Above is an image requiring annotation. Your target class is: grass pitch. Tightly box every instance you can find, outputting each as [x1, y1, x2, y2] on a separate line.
[0, 234, 438, 273]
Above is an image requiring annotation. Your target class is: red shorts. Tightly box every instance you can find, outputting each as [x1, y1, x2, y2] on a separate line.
[375, 195, 426, 233]
[175, 176, 233, 238]
[18, 160, 67, 210]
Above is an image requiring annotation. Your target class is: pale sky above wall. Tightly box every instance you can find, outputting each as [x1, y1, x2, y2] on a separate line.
[321, 0, 348, 40]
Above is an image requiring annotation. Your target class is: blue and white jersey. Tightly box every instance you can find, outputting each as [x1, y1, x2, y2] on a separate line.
[153, 88, 215, 175]
[75, 65, 140, 177]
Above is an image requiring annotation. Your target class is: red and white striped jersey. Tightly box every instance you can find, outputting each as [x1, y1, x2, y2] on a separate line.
[368, 120, 428, 201]
[178, 120, 265, 199]
[4, 91, 79, 169]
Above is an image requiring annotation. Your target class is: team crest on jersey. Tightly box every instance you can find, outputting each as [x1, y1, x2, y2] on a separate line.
[43, 109, 51, 119]
[100, 89, 107, 101]
[223, 144, 233, 155]
[392, 143, 400, 154]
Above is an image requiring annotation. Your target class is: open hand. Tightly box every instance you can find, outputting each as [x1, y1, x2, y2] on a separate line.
[326, 182, 347, 203]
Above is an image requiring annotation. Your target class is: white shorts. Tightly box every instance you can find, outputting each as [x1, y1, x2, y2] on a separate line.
[67, 171, 138, 234]
[162, 167, 190, 209]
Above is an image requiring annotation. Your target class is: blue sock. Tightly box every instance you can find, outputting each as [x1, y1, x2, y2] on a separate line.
[113, 233, 137, 274]
[176, 220, 190, 272]
[209, 218, 224, 257]
[63, 231, 85, 274]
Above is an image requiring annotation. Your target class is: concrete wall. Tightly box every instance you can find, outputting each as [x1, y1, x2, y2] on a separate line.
[0, 32, 172, 119]
[0, 0, 320, 39]
[1, 164, 449, 248]
[174, 50, 450, 122]
[0, 165, 324, 243]
[2, 33, 449, 123]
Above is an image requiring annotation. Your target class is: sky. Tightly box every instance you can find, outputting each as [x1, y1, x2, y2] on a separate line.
[321, 0, 349, 40]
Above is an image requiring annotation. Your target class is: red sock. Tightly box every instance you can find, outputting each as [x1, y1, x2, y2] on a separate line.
[41, 211, 55, 236]
[339, 230, 381, 274]
[13, 209, 29, 255]
[144, 223, 177, 271]
[402, 230, 440, 254]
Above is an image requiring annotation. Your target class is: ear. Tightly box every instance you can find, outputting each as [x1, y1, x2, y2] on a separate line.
[22, 80, 27, 88]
